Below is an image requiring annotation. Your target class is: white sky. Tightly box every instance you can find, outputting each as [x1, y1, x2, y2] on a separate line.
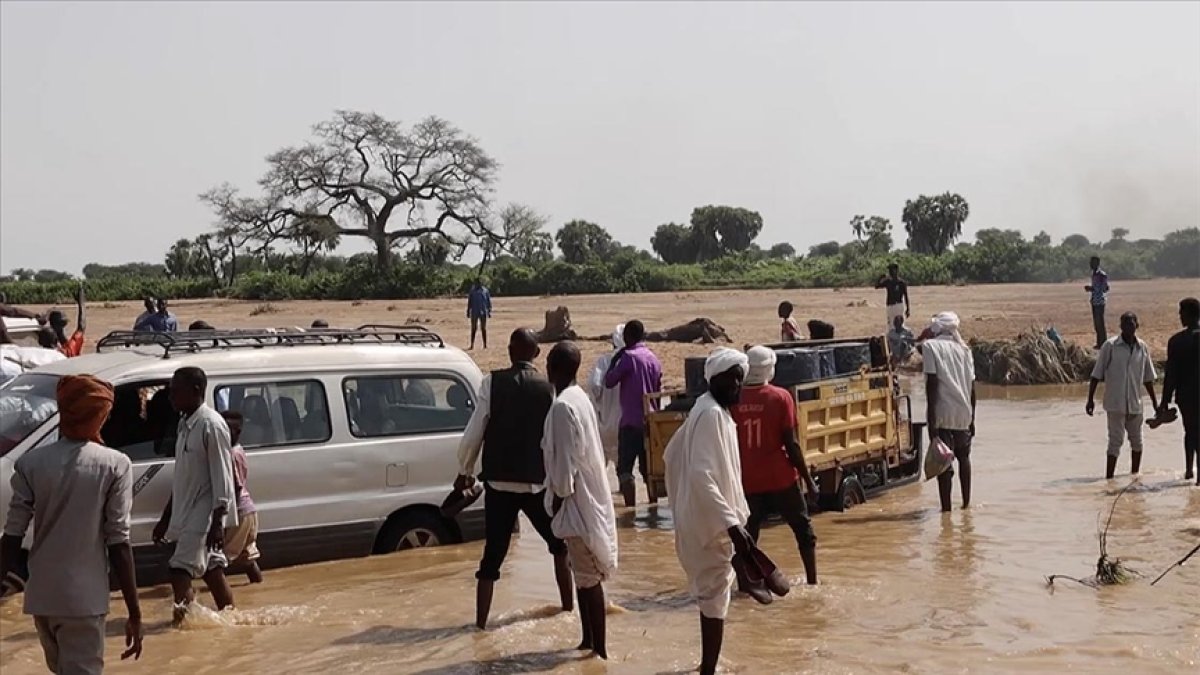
[2, 1, 1198, 274]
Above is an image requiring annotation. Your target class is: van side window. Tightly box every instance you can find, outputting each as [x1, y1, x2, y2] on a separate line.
[100, 381, 177, 462]
[343, 375, 474, 438]
[214, 380, 330, 450]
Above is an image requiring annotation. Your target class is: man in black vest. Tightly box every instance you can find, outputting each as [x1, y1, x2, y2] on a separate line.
[456, 328, 573, 629]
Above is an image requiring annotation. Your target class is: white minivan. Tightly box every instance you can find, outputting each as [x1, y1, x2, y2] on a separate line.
[0, 326, 485, 584]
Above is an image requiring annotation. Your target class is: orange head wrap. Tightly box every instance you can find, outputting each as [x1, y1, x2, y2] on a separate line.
[56, 374, 115, 444]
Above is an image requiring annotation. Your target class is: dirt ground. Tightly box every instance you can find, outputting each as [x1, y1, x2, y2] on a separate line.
[25, 279, 1195, 389]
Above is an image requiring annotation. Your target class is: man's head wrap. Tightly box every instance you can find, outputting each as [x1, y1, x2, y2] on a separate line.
[745, 346, 777, 385]
[57, 374, 114, 444]
[704, 348, 749, 382]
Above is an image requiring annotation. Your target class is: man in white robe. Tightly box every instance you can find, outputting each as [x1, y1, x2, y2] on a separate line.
[664, 347, 753, 675]
[587, 324, 625, 466]
[544, 341, 618, 659]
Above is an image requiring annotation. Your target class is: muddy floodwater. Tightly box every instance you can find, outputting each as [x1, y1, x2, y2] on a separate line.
[2, 387, 1197, 674]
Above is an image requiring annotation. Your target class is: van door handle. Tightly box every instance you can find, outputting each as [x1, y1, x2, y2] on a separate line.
[386, 463, 408, 488]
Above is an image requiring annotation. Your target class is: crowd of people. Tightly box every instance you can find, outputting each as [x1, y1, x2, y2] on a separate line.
[0, 264, 1195, 674]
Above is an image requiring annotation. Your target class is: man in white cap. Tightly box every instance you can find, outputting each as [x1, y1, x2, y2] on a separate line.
[664, 347, 753, 675]
[732, 346, 819, 585]
[919, 311, 976, 512]
[587, 324, 625, 468]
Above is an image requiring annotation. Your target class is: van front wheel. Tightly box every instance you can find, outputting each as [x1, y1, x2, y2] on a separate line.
[376, 511, 452, 553]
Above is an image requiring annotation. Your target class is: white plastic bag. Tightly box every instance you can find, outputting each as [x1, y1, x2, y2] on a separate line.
[923, 437, 955, 480]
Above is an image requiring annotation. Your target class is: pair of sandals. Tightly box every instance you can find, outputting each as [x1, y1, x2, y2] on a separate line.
[733, 546, 790, 605]
[1147, 406, 1179, 430]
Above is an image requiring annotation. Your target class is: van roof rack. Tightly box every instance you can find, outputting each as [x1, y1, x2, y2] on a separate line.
[96, 325, 444, 358]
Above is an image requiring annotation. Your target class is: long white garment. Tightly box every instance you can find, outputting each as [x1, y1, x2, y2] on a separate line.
[664, 392, 750, 619]
[542, 385, 618, 577]
[587, 353, 622, 463]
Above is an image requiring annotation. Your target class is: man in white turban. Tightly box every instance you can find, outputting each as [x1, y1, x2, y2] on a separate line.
[731, 346, 819, 585]
[587, 324, 625, 466]
[919, 311, 976, 512]
[664, 347, 753, 675]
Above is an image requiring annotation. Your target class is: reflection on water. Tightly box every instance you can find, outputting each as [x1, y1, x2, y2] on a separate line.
[2, 397, 1198, 674]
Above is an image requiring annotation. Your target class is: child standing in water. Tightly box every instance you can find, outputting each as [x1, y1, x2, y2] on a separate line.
[221, 410, 264, 584]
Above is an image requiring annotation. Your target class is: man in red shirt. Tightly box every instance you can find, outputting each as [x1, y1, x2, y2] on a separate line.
[731, 346, 819, 585]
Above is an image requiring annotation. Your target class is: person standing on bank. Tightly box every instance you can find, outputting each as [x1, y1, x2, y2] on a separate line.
[732, 346, 819, 585]
[456, 328, 573, 630]
[1085, 256, 1110, 349]
[1, 375, 143, 673]
[1159, 298, 1199, 483]
[152, 366, 237, 623]
[664, 348, 753, 675]
[921, 312, 977, 512]
[604, 320, 664, 507]
[543, 341, 618, 659]
[875, 263, 910, 330]
[1087, 312, 1159, 479]
[467, 280, 492, 350]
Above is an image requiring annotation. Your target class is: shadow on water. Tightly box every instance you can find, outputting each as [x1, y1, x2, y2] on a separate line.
[409, 649, 589, 675]
[334, 606, 567, 647]
[829, 509, 930, 526]
[614, 590, 694, 613]
[617, 505, 673, 531]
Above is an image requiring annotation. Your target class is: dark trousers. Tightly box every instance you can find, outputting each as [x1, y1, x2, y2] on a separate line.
[1092, 304, 1107, 347]
[1182, 401, 1199, 466]
[616, 425, 647, 483]
[746, 483, 816, 548]
[476, 485, 566, 581]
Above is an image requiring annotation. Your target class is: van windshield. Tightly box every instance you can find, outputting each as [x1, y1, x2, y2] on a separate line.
[0, 373, 59, 456]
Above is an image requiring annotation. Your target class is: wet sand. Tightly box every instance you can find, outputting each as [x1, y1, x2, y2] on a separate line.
[2, 388, 1197, 674]
[24, 279, 1196, 389]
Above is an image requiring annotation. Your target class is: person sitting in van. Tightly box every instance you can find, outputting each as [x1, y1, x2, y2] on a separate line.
[238, 396, 274, 447]
[220, 411, 263, 584]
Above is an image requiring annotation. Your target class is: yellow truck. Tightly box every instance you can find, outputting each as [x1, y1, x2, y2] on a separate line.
[645, 336, 925, 511]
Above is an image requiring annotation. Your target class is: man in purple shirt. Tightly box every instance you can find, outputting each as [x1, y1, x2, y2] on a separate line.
[604, 320, 663, 507]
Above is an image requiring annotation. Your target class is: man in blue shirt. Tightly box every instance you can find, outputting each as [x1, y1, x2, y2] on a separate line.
[1085, 256, 1110, 349]
[135, 298, 178, 333]
[467, 280, 492, 350]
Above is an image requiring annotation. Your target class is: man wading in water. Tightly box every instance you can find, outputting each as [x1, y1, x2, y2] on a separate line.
[542, 342, 618, 659]
[456, 328, 573, 629]
[921, 312, 976, 512]
[1087, 312, 1159, 479]
[604, 320, 663, 507]
[153, 367, 238, 622]
[732, 346, 819, 585]
[664, 348, 753, 675]
[1, 375, 143, 673]
[1159, 298, 1199, 483]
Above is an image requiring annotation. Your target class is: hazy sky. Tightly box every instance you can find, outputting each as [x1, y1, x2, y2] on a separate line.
[2, 1, 1198, 274]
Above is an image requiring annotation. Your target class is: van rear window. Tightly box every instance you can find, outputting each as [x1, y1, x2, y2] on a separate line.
[0, 373, 59, 456]
[343, 375, 474, 438]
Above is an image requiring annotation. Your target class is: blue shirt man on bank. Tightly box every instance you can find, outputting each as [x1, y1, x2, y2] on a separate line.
[467, 281, 492, 350]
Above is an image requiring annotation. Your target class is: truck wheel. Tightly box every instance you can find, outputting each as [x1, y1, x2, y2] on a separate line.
[839, 476, 867, 510]
[375, 510, 453, 553]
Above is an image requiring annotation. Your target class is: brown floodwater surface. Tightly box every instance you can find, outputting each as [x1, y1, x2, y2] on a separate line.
[2, 392, 1198, 674]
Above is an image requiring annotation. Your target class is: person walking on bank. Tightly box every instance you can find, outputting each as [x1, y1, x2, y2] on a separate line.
[875, 263, 910, 330]
[1158, 298, 1199, 483]
[1085, 256, 1110, 349]
[664, 348, 753, 675]
[1, 375, 143, 673]
[605, 320, 663, 507]
[922, 312, 977, 512]
[152, 367, 237, 623]
[456, 328, 572, 630]
[543, 341, 618, 659]
[732, 346, 819, 585]
[1087, 312, 1159, 480]
[467, 280, 493, 350]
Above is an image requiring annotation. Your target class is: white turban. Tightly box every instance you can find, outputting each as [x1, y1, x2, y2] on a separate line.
[745, 345, 777, 385]
[929, 311, 965, 345]
[611, 323, 626, 350]
[704, 347, 749, 382]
